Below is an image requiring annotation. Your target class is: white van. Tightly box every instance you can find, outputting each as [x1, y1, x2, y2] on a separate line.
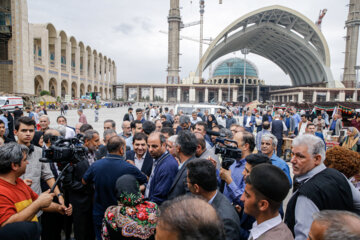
[0, 96, 23, 111]
[175, 104, 227, 116]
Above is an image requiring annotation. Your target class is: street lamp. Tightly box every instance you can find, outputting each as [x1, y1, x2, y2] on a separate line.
[226, 60, 234, 102]
[241, 48, 250, 103]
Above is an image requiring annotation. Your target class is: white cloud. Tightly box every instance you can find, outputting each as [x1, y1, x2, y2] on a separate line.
[28, 0, 348, 86]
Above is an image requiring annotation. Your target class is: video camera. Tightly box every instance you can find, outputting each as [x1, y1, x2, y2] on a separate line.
[40, 135, 88, 168]
[206, 130, 242, 170]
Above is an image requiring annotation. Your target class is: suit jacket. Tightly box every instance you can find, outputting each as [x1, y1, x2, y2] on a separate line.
[123, 113, 134, 122]
[148, 153, 179, 205]
[126, 150, 153, 177]
[243, 115, 255, 132]
[95, 144, 108, 160]
[167, 156, 197, 200]
[211, 192, 241, 240]
[329, 118, 343, 135]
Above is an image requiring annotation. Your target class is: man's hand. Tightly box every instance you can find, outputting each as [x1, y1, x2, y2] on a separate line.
[235, 205, 242, 213]
[220, 168, 233, 185]
[57, 203, 73, 216]
[126, 160, 135, 166]
[207, 157, 217, 168]
[139, 185, 146, 192]
[23, 179, 32, 186]
[35, 190, 55, 209]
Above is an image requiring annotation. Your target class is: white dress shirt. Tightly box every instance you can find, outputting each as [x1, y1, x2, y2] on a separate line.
[134, 152, 146, 171]
[248, 214, 282, 240]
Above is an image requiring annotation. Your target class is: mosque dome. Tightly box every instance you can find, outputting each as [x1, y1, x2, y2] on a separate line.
[212, 57, 258, 78]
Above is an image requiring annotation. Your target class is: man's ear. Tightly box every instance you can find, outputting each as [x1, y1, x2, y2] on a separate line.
[11, 162, 19, 171]
[14, 129, 18, 137]
[258, 199, 270, 212]
[193, 184, 200, 194]
[314, 154, 322, 166]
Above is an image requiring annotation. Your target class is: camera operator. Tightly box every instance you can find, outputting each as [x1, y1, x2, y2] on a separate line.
[0, 143, 72, 227]
[15, 117, 65, 212]
[219, 131, 255, 206]
[62, 129, 98, 240]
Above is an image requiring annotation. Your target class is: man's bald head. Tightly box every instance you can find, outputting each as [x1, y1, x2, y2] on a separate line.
[156, 196, 224, 240]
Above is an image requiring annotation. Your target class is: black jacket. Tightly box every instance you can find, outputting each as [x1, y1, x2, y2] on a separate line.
[167, 156, 196, 200]
[211, 192, 241, 240]
[125, 150, 154, 177]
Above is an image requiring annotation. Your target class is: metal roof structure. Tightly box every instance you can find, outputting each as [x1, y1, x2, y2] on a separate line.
[196, 5, 336, 87]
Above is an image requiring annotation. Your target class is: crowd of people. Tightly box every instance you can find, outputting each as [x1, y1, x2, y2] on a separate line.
[0, 104, 359, 240]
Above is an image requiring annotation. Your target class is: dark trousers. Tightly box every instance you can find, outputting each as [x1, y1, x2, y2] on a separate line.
[277, 139, 283, 157]
[41, 212, 63, 240]
[72, 207, 95, 240]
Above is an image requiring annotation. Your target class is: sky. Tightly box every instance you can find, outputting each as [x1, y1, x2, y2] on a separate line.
[27, 0, 349, 86]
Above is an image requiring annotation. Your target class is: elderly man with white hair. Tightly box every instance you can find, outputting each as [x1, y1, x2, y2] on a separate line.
[284, 134, 360, 240]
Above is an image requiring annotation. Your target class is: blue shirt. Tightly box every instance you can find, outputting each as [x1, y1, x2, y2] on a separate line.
[330, 119, 337, 130]
[125, 136, 133, 150]
[270, 153, 292, 186]
[221, 158, 246, 205]
[82, 154, 147, 222]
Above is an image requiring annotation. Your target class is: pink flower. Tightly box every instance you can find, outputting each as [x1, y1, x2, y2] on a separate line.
[107, 212, 114, 220]
[137, 211, 148, 221]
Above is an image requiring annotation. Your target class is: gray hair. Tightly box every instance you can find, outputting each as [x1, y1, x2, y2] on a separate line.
[292, 134, 325, 162]
[168, 135, 178, 144]
[103, 129, 117, 139]
[261, 133, 278, 148]
[0, 142, 29, 174]
[179, 115, 191, 125]
[53, 125, 66, 137]
[78, 109, 83, 113]
[84, 129, 99, 141]
[40, 114, 49, 121]
[313, 210, 360, 239]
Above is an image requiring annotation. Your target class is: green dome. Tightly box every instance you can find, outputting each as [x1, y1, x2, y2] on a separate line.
[212, 57, 258, 78]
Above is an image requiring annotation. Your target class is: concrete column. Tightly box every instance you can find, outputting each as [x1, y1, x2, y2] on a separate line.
[83, 50, 88, 77]
[189, 87, 196, 103]
[326, 91, 330, 101]
[218, 88, 222, 102]
[137, 87, 140, 102]
[101, 58, 105, 82]
[90, 53, 94, 80]
[123, 86, 127, 101]
[256, 85, 260, 101]
[149, 87, 154, 102]
[96, 56, 100, 81]
[298, 91, 304, 102]
[312, 91, 317, 103]
[232, 88, 238, 102]
[353, 90, 358, 102]
[66, 42, 71, 72]
[204, 88, 209, 103]
[177, 87, 181, 102]
[164, 87, 167, 102]
[339, 91, 345, 101]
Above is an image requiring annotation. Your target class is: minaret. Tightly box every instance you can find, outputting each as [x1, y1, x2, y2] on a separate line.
[343, 0, 360, 88]
[167, 0, 181, 84]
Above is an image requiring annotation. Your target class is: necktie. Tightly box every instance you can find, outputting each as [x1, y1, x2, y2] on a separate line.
[292, 177, 308, 193]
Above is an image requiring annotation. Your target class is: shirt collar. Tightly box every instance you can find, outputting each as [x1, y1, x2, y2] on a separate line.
[249, 214, 282, 239]
[208, 190, 218, 204]
[296, 163, 326, 182]
[235, 158, 246, 167]
[105, 154, 124, 160]
[135, 152, 146, 161]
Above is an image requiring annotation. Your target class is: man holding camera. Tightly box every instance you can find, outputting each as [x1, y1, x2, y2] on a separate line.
[219, 131, 255, 206]
[0, 142, 72, 227]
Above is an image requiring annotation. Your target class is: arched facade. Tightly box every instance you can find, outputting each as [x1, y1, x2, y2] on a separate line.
[31, 22, 116, 100]
[34, 75, 44, 95]
[196, 5, 336, 87]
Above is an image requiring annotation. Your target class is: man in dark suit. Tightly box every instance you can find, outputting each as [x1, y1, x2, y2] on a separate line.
[123, 107, 134, 122]
[145, 132, 178, 205]
[167, 130, 198, 200]
[125, 132, 153, 177]
[187, 159, 241, 240]
[243, 111, 255, 133]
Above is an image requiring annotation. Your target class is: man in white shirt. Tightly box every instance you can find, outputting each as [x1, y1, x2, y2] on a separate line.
[217, 110, 227, 128]
[56, 116, 75, 139]
[240, 164, 293, 240]
[190, 111, 202, 125]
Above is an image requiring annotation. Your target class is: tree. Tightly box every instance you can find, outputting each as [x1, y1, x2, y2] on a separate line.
[40, 90, 50, 96]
